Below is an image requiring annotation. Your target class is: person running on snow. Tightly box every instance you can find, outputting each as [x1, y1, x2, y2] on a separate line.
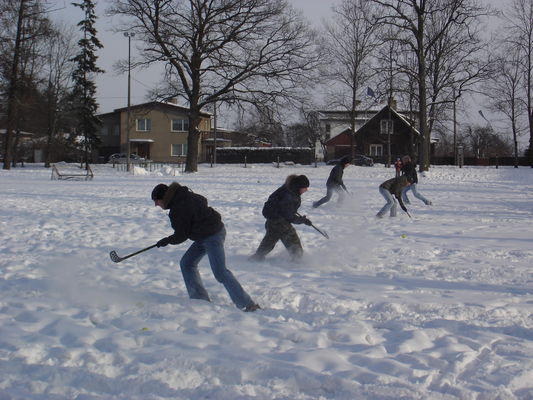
[249, 175, 312, 262]
[313, 155, 351, 208]
[394, 158, 403, 177]
[152, 182, 260, 312]
[400, 155, 432, 205]
[376, 175, 413, 218]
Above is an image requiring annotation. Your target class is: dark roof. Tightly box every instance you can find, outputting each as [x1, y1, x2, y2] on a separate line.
[99, 101, 211, 118]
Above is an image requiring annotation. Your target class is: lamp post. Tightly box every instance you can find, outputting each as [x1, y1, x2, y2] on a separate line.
[124, 32, 135, 172]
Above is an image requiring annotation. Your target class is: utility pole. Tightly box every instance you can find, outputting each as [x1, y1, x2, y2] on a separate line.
[453, 87, 457, 166]
[124, 32, 135, 172]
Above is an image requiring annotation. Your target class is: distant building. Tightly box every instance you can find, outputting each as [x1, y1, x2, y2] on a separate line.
[320, 101, 420, 162]
[98, 99, 211, 163]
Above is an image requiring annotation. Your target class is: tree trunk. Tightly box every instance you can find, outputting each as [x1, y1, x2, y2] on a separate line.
[3, 0, 25, 170]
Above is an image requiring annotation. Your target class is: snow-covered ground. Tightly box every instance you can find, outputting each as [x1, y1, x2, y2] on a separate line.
[1, 162, 532, 400]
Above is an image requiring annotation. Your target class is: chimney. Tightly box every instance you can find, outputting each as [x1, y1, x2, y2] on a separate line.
[388, 98, 397, 110]
[167, 97, 178, 104]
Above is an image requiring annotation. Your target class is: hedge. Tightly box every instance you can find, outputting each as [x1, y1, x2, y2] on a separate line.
[215, 147, 314, 164]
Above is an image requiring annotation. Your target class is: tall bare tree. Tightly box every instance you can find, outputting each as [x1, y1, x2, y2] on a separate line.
[42, 24, 76, 167]
[1, 0, 51, 169]
[322, 0, 380, 160]
[484, 43, 526, 168]
[370, 0, 492, 171]
[108, 0, 319, 172]
[503, 0, 533, 167]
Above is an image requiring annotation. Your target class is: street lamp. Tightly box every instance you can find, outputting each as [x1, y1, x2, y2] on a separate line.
[124, 32, 135, 172]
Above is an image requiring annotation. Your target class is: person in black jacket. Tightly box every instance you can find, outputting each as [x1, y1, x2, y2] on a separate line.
[376, 175, 412, 218]
[313, 155, 351, 208]
[249, 174, 311, 261]
[152, 182, 260, 312]
[400, 155, 432, 205]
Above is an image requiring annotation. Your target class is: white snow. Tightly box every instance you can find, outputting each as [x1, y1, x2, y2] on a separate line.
[0, 162, 532, 399]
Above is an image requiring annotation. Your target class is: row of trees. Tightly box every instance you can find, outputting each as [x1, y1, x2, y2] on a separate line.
[2, 0, 532, 171]
[107, 0, 532, 172]
[1, 0, 103, 170]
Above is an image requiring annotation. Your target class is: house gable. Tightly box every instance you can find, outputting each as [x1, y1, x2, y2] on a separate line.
[355, 105, 419, 158]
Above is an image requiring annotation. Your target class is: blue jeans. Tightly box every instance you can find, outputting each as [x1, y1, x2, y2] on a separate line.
[402, 183, 431, 205]
[377, 187, 397, 217]
[180, 227, 253, 309]
[313, 185, 345, 207]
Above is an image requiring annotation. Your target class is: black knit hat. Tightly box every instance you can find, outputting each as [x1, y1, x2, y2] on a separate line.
[151, 183, 169, 201]
[292, 175, 310, 189]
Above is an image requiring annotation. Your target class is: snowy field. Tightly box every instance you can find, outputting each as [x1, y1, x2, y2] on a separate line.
[1, 162, 532, 400]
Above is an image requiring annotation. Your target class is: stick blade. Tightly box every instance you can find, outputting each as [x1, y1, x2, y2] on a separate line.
[109, 250, 122, 263]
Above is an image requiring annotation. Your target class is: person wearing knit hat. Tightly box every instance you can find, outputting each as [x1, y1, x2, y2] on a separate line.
[249, 174, 312, 262]
[152, 182, 260, 312]
[313, 155, 351, 208]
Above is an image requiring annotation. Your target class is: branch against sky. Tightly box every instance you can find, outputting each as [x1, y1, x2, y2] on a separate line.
[107, 0, 320, 172]
[368, 0, 494, 171]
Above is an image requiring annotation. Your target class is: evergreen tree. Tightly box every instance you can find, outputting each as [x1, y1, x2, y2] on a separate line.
[70, 0, 103, 169]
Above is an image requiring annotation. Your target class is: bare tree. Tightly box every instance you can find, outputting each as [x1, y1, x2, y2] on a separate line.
[503, 0, 533, 167]
[1, 0, 51, 169]
[285, 108, 327, 151]
[484, 44, 527, 168]
[462, 124, 512, 159]
[108, 0, 319, 172]
[369, 0, 492, 171]
[321, 0, 380, 160]
[42, 23, 76, 167]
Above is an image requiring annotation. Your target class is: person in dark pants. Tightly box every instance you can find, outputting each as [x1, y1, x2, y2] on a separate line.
[249, 175, 312, 262]
[313, 155, 351, 208]
[376, 175, 412, 218]
[152, 182, 260, 312]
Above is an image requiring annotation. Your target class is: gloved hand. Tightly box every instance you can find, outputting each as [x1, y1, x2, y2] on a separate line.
[303, 217, 312, 226]
[156, 237, 171, 248]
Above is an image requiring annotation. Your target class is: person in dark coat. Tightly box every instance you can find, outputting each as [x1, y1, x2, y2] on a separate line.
[152, 182, 260, 312]
[400, 155, 432, 205]
[376, 175, 412, 218]
[249, 174, 311, 261]
[313, 155, 351, 208]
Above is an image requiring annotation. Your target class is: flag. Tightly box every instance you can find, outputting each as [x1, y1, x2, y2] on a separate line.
[367, 87, 375, 97]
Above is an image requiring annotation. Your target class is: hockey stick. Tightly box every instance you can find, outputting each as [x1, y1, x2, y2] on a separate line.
[296, 213, 329, 239]
[109, 244, 157, 263]
[310, 223, 329, 239]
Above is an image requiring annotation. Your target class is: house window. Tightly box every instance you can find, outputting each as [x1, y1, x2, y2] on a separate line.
[113, 125, 120, 136]
[325, 123, 331, 133]
[380, 120, 394, 135]
[370, 144, 383, 157]
[100, 126, 108, 136]
[136, 118, 151, 131]
[171, 143, 188, 156]
[171, 119, 189, 132]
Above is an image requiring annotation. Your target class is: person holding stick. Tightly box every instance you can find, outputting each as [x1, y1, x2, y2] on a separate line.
[313, 155, 351, 208]
[152, 182, 260, 312]
[249, 174, 312, 262]
[376, 175, 413, 218]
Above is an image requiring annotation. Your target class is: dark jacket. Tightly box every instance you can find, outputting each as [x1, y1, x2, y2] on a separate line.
[401, 162, 418, 184]
[380, 176, 410, 212]
[161, 183, 223, 244]
[326, 163, 347, 190]
[262, 176, 307, 224]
